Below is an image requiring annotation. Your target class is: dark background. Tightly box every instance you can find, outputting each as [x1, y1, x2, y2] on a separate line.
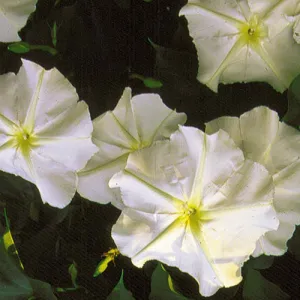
[0, 0, 299, 299]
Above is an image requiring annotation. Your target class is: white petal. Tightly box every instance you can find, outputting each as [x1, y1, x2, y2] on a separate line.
[253, 159, 300, 256]
[0, 0, 37, 42]
[77, 88, 186, 207]
[205, 116, 242, 148]
[34, 101, 97, 171]
[17, 59, 80, 131]
[78, 144, 129, 209]
[131, 93, 187, 144]
[112, 87, 139, 142]
[30, 149, 77, 208]
[179, 3, 242, 92]
[179, 127, 244, 207]
[238, 106, 279, 170]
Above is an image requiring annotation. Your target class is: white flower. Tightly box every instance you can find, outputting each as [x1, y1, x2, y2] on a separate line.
[77, 87, 187, 209]
[0, 0, 37, 42]
[206, 106, 300, 256]
[0, 59, 97, 208]
[179, 0, 300, 92]
[109, 126, 278, 297]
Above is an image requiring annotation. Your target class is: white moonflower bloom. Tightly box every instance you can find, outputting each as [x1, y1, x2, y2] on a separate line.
[110, 126, 278, 296]
[0, 59, 97, 208]
[179, 0, 300, 92]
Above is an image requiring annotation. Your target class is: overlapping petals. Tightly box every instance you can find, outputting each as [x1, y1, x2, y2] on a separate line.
[179, 0, 300, 92]
[206, 106, 300, 256]
[77, 87, 187, 209]
[0, 0, 37, 42]
[110, 126, 278, 296]
[0, 59, 97, 208]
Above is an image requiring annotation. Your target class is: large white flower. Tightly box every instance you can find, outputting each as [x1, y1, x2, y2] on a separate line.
[109, 126, 278, 297]
[0, 0, 37, 42]
[179, 0, 300, 93]
[77, 87, 187, 209]
[0, 59, 97, 208]
[206, 106, 300, 257]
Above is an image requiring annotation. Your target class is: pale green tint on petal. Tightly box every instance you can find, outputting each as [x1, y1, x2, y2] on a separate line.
[179, 127, 244, 208]
[206, 106, 300, 256]
[178, 5, 241, 92]
[78, 149, 128, 209]
[0, 73, 19, 126]
[206, 106, 280, 173]
[179, 0, 300, 92]
[112, 87, 139, 142]
[111, 126, 278, 297]
[205, 116, 242, 148]
[0, 0, 37, 42]
[77, 87, 186, 207]
[0, 143, 33, 183]
[112, 210, 223, 297]
[17, 59, 80, 131]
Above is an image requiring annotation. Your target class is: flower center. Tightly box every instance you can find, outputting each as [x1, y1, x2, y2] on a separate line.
[13, 126, 36, 156]
[239, 14, 268, 46]
[180, 202, 197, 223]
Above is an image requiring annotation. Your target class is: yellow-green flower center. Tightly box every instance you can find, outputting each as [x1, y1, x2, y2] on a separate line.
[239, 15, 268, 46]
[13, 126, 36, 156]
[180, 202, 197, 224]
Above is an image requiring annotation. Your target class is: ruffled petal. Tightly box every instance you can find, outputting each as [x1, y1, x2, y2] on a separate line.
[253, 159, 300, 256]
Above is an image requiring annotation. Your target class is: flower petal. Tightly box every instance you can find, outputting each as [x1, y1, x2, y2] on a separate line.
[16, 59, 80, 131]
[111, 126, 278, 297]
[253, 159, 300, 256]
[131, 93, 187, 144]
[34, 101, 97, 171]
[0, 0, 37, 42]
[29, 149, 77, 208]
[205, 116, 242, 148]
[78, 144, 129, 209]
[77, 88, 186, 207]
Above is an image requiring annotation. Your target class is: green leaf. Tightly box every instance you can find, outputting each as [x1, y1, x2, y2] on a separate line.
[246, 255, 274, 271]
[287, 225, 300, 261]
[243, 268, 290, 300]
[68, 261, 78, 288]
[143, 77, 163, 88]
[0, 210, 57, 299]
[283, 73, 300, 126]
[0, 237, 33, 299]
[107, 270, 134, 300]
[149, 264, 189, 300]
[7, 42, 31, 54]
